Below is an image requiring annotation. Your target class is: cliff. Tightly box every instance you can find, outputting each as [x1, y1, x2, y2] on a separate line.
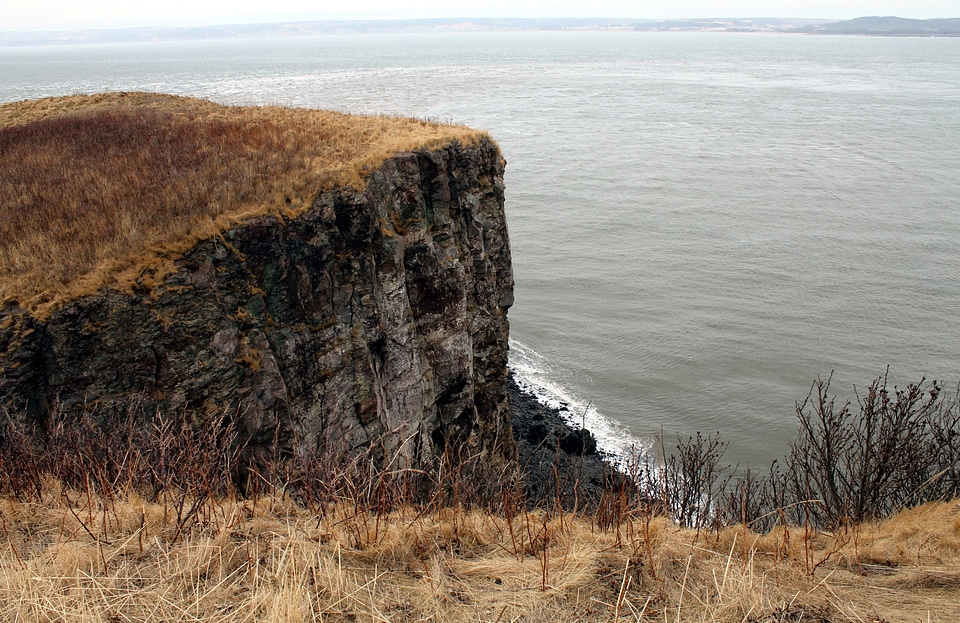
[0, 94, 515, 472]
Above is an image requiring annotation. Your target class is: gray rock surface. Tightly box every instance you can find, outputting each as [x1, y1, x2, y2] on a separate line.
[508, 374, 623, 509]
[0, 138, 515, 472]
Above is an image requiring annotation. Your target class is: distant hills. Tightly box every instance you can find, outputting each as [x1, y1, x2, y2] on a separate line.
[802, 16, 960, 35]
[1, 16, 958, 47]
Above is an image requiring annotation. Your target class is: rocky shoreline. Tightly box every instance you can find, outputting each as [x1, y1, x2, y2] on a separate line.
[507, 373, 623, 509]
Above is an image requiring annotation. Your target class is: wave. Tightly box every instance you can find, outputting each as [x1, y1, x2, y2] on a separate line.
[508, 339, 647, 466]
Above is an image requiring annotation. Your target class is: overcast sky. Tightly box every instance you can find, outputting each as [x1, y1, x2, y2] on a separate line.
[5, 0, 957, 31]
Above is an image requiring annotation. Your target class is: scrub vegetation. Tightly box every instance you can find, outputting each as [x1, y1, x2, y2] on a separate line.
[0, 92, 485, 318]
[1, 373, 958, 622]
[654, 373, 960, 532]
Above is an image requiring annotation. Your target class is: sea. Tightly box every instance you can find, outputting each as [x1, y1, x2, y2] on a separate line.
[2, 31, 959, 468]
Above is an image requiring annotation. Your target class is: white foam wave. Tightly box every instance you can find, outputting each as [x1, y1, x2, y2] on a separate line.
[508, 339, 648, 468]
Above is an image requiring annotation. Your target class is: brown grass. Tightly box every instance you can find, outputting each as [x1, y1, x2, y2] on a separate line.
[1, 482, 958, 622]
[0, 92, 487, 318]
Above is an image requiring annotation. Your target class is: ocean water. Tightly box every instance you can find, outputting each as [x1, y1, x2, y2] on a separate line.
[3, 32, 959, 467]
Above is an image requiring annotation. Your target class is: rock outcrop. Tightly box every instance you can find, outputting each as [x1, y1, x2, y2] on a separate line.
[0, 138, 515, 471]
[507, 374, 622, 510]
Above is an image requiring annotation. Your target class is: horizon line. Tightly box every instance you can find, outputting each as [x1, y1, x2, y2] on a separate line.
[6, 14, 955, 35]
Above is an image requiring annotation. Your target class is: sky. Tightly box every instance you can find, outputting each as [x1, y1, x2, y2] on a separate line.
[3, 0, 957, 31]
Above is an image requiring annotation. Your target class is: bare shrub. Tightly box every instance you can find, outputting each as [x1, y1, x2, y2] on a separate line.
[782, 372, 949, 527]
[2, 369, 958, 538]
[635, 431, 732, 529]
[923, 383, 960, 502]
[0, 408, 45, 500]
[627, 372, 960, 532]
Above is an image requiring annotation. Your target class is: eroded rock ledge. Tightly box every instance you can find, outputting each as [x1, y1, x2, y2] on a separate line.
[0, 138, 515, 471]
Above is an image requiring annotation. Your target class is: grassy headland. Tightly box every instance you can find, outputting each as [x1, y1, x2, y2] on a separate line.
[0, 92, 486, 318]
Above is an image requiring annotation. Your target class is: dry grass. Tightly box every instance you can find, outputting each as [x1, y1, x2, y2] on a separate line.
[1, 482, 957, 622]
[0, 92, 487, 318]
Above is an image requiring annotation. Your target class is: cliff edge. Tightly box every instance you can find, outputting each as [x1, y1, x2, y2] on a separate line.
[0, 94, 515, 472]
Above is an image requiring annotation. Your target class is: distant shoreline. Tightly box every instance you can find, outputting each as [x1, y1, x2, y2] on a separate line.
[3, 16, 959, 47]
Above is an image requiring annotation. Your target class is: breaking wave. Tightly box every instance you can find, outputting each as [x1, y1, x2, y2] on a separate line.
[508, 339, 647, 466]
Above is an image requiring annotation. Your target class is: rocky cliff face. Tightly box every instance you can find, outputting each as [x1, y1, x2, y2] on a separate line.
[0, 138, 515, 471]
